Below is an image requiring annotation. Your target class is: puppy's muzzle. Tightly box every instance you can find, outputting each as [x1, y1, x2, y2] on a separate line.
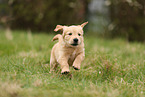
[73, 38, 78, 43]
[71, 38, 79, 46]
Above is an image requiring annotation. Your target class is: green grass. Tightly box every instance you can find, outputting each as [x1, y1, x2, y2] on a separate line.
[0, 30, 145, 97]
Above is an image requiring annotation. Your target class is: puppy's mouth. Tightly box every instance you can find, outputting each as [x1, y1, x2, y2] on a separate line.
[71, 43, 78, 46]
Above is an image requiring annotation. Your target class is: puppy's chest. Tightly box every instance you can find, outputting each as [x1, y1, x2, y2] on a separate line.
[67, 49, 79, 61]
[70, 50, 77, 59]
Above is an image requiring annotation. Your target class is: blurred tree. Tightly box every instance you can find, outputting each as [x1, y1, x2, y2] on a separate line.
[109, 0, 145, 42]
[8, 0, 89, 32]
[0, 0, 11, 27]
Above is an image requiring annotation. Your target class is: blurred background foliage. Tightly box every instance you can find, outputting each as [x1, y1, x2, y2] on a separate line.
[0, 0, 89, 31]
[109, 0, 145, 42]
[7, 0, 89, 31]
[0, 0, 145, 42]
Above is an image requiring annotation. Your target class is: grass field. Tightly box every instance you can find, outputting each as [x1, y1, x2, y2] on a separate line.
[0, 30, 145, 97]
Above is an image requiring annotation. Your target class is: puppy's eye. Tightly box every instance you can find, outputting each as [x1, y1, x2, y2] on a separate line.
[78, 33, 81, 36]
[69, 33, 72, 35]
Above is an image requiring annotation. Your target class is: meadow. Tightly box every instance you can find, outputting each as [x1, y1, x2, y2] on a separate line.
[0, 30, 145, 97]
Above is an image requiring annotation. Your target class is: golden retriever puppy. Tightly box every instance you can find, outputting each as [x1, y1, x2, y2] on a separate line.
[50, 22, 88, 74]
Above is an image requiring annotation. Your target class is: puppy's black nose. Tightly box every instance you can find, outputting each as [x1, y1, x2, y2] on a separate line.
[73, 38, 78, 43]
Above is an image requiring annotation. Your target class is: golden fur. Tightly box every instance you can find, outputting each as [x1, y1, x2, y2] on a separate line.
[50, 22, 88, 74]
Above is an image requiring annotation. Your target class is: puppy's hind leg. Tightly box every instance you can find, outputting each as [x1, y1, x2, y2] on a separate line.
[49, 55, 57, 73]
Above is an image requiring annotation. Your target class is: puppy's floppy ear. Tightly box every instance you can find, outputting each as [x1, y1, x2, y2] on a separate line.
[54, 25, 64, 32]
[80, 21, 88, 28]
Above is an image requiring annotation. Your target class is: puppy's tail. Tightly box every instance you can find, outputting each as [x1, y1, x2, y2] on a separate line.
[52, 34, 63, 41]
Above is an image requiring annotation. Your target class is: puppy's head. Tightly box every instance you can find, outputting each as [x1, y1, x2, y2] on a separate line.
[54, 22, 88, 47]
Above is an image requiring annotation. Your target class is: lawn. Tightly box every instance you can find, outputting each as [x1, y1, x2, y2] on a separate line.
[0, 30, 145, 97]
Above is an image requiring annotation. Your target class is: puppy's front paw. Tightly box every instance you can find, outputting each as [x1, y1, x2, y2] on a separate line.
[61, 71, 70, 75]
[73, 65, 80, 70]
[61, 69, 70, 74]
